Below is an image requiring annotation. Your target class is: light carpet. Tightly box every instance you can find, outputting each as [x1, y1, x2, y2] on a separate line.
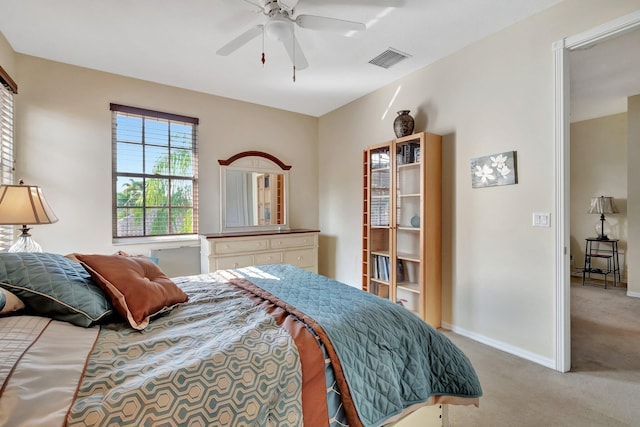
[444, 280, 640, 426]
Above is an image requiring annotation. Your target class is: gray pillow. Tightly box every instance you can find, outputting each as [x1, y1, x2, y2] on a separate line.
[0, 252, 114, 327]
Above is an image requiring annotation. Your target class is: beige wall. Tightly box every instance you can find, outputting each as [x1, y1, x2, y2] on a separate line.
[318, 0, 640, 366]
[629, 95, 640, 296]
[0, 34, 15, 79]
[570, 114, 628, 281]
[11, 55, 319, 273]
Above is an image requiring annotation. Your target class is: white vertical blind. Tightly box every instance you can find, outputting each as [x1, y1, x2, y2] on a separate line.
[0, 84, 14, 250]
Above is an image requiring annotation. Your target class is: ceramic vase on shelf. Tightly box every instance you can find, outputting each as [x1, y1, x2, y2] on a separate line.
[393, 110, 415, 138]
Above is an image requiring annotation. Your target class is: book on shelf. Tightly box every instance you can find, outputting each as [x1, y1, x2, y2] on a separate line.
[373, 255, 378, 278]
[372, 254, 390, 281]
[397, 259, 405, 282]
[397, 142, 420, 165]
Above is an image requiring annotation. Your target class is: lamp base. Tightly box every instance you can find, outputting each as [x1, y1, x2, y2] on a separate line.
[8, 227, 43, 253]
[595, 214, 612, 241]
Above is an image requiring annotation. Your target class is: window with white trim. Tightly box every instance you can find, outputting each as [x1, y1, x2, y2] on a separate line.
[0, 66, 16, 250]
[111, 104, 198, 239]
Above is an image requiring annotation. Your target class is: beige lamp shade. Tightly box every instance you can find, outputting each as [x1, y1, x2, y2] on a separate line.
[587, 196, 619, 215]
[0, 182, 58, 252]
[0, 184, 58, 225]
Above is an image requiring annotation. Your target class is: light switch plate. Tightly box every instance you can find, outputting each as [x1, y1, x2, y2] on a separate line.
[532, 212, 551, 227]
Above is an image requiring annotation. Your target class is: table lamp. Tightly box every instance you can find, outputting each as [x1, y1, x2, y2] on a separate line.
[0, 180, 58, 252]
[587, 195, 618, 241]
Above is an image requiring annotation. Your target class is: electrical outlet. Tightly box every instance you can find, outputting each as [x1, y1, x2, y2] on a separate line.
[532, 212, 551, 227]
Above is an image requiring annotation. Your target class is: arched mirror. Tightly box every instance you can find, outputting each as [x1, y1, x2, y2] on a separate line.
[219, 151, 290, 233]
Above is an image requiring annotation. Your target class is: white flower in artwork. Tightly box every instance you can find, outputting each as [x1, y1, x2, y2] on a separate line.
[491, 154, 508, 169]
[497, 165, 511, 177]
[474, 164, 495, 183]
[490, 153, 512, 178]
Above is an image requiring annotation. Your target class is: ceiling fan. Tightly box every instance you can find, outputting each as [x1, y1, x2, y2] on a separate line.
[216, 0, 366, 74]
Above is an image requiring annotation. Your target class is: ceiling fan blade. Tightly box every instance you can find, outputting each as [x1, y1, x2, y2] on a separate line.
[242, 0, 264, 12]
[282, 36, 308, 70]
[295, 14, 366, 33]
[216, 25, 264, 56]
[277, 0, 300, 13]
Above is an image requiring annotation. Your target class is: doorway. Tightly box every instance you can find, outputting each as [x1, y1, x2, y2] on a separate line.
[554, 11, 640, 373]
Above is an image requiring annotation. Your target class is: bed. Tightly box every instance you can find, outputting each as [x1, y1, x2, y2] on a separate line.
[0, 252, 481, 427]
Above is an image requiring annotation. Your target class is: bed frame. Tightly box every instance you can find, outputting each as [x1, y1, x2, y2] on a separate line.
[389, 404, 446, 427]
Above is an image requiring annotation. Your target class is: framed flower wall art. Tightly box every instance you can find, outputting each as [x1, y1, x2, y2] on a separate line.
[470, 151, 517, 188]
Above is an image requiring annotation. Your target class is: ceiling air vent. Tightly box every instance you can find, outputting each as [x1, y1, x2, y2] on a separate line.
[368, 48, 411, 69]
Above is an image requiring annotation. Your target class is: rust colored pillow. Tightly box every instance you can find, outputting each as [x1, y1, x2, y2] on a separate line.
[75, 253, 188, 330]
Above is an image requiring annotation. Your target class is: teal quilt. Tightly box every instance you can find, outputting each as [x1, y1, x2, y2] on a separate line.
[230, 264, 483, 427]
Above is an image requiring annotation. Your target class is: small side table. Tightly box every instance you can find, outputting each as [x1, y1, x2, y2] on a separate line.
[582, 238, 620, 289]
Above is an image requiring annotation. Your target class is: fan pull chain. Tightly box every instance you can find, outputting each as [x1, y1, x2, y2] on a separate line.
[292, 31, 296, 82]
[261, 27, 266, 66]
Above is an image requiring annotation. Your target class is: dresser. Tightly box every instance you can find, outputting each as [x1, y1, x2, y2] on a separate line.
[200, 229, 319, 274]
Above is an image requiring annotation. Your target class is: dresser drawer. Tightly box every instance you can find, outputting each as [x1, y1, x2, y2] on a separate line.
[213, 239, 269, 255]
[201, 231, 319, 274]
[213, 255, 254, 270]
[270, 235, 317, 250]
[255, 252, 284, 265]
[284, 248, 316, 268]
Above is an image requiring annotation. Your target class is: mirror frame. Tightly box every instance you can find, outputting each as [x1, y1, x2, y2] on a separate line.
[219, 151, 291, 233]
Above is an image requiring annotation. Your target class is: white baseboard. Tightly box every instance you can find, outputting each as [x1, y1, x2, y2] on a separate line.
[441, 322, 556, 370]
[627, 290, 640, 298]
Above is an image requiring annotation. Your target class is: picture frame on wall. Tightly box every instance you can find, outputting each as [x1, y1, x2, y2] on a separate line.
[470, 151, 518, 189]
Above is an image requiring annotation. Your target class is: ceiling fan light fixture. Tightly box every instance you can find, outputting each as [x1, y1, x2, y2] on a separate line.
[265, 14, 293, 41]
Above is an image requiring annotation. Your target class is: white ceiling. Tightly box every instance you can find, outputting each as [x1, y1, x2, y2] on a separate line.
[570, 27, 640, 123]
[0, 0, 568, 116]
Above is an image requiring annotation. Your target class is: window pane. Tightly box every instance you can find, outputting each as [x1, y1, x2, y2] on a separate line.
[170, 123, 193, 149]
[145, 145, 169, 175]
[116, 208, 144, 236]
[145, 118, 169, 146]
[170, 179, 193, 207]
[146, 208, 169, 235]
[171, 208, 193, 234]
[116, 116, 142, 143]
[170, 149, 193, 177]
[145, 178, 169, 206]
[116, 177, 144, 207]
[112, 106, 198, 239]
[117, 142, 143, 174]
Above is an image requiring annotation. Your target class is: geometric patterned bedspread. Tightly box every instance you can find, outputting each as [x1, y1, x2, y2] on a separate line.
[67, 277, 305, 427]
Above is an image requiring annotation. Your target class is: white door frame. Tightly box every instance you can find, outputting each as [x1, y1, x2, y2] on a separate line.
[553, 10, 640, 373]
